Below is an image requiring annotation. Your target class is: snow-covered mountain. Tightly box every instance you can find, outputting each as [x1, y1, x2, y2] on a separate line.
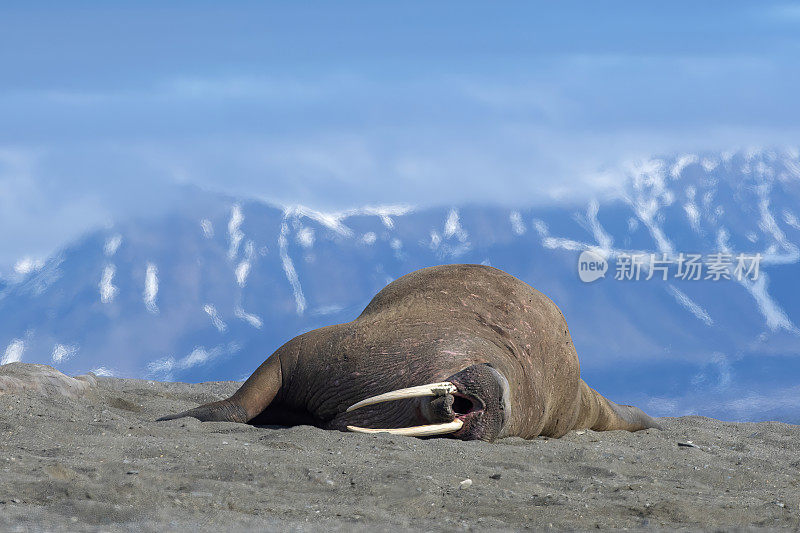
[2, 149, 800, 423]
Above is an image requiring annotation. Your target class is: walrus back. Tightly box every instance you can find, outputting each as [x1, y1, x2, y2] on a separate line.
[359, 264, 519, 318]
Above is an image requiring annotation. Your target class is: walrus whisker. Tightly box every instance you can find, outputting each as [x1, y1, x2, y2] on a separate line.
[345, 382, 458, 412]
[346, 420, 464, 436]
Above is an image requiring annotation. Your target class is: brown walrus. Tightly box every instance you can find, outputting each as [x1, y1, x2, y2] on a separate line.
[158, 264, 661, 440]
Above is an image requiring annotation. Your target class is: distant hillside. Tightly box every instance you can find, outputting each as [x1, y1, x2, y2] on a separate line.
[2, 149, 799, 422]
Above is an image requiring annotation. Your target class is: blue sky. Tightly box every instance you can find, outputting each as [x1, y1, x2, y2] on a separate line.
[2, 1, 800, 269]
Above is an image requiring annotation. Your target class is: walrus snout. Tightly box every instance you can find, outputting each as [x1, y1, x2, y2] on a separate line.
[443, 364, 511, 441]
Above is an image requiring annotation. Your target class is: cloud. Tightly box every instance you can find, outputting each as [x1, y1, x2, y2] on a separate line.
[159, 76, 331, 102]
[3, 47, 800, 269]
[4, 75, 341, 107]
[0, 145, 183, 271]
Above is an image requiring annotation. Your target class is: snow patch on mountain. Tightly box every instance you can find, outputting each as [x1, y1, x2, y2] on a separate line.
[784, 210, 800, 230]
[146, 343, 240, 381]
[350, 205, 413, 228]
[235, 261, 251, 287]
[714, 224, 797, 333]
[99, 265, 118, 304]
[525, 149, 800, 334]
[684, 186, 701, 233]
[701, 157, 719, 172]
[200, 219, 214, 238]
[143, 263, 159, 314]
[311, 305, 345, 316]
[742, 274, 797, 333]
[534, 219, 601, 254]
[13, 255, 64, 297]
[444, 209, 467, 240]
[509, 211, 526, 236]
[13, 257, 43, 276]
[203, 304, 227, 332]
[235, 242, 255, 287]
[579, 199, 613, 255]
[51, 344, 78, 364]
[756, 184, 799, 265]
[234, 306, 262, 329]
[670, 154, 699, 179]
[279, 221, 306, 315]
[362, 205, 413, 229]
[103, 234, 122, 257]
[227, 204, 244, 259]
[665, 285, 713, 326]
[2, 339, 24, 365]
[297, 227, 315, 248]
[625, 158, 674, 255]
[274, 204, 418, 315]
[427, 209, 470, 257]
[784, 157, 800, 178]
[283, 203, 413, 237]
[284, 205, 354, 237]
[429, 231, 441, 250]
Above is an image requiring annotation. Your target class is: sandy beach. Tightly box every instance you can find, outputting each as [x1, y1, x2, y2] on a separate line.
[1, 363, 798, 532]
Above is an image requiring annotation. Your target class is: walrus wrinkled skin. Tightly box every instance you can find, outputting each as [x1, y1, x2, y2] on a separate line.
[158, 264, 661, 441]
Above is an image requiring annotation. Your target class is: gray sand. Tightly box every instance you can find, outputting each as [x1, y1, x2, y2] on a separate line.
[1, 366, 799, 531]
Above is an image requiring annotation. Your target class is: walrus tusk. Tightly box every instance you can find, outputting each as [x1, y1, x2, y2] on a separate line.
[346, 382, 458, 413]
[346, 419, 464, 436]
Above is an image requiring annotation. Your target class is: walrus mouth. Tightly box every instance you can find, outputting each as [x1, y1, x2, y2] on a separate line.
[345, 381, 465, 437]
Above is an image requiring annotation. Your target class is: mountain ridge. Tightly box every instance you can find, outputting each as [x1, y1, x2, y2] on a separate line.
[2, 148, 799, 422]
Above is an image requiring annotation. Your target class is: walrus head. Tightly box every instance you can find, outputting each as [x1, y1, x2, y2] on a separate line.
[346, 363, 512, 441]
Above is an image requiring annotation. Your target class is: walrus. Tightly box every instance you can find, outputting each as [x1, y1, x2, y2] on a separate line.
[158, 264, 661, 440]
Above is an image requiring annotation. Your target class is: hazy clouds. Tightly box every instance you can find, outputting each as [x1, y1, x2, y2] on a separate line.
[2, 2, 799, 269]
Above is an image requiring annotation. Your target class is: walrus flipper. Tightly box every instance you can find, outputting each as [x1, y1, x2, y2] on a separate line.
[575, 380, 662, 432]
[156, 400, 250, 422]
[157, 354, 283, 424]
[603, 401, 663, 431]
